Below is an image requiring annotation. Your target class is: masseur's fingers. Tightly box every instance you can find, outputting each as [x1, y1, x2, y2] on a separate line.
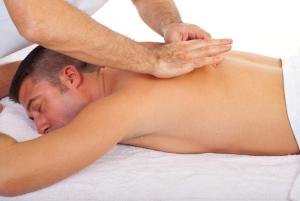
[192, 44, 232, 57]
[194, 53, 228, 68]
[151, 38, 232, 78]
[163, 23, 211, 43]
[186, 38, 233, 49]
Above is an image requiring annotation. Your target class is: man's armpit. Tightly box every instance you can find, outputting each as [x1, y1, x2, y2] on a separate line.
[0, 61, 20, 98]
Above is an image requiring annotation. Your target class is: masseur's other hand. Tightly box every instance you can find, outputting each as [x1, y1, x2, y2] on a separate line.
[163, 23, 211, 43]
[152, 38, 232, 78]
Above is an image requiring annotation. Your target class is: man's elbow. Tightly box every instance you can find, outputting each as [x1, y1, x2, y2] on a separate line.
[0, 183, 19, 197]
[0, 177, 26, 197]
[0, 163, 27, 196]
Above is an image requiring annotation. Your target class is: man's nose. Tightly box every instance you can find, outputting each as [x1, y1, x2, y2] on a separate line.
[39, 126, 50, 135]
[35, 118, 51, 135]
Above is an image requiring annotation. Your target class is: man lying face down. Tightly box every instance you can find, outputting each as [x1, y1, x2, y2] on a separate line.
[9, 45, 300, 156]
[4, 42, 300, 196]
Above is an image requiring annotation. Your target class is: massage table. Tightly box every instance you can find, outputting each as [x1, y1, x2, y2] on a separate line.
[0, 97, 300, 201]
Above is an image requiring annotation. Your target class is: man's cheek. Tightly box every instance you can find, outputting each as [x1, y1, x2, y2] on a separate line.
[60, 109, 77, 125]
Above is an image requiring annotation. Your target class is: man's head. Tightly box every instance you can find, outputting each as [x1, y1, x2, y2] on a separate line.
[9, 46, 101, 134]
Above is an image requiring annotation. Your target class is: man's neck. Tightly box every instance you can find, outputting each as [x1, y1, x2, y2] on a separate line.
[91, 67, 127, 100]
[101, 67, 118, 96]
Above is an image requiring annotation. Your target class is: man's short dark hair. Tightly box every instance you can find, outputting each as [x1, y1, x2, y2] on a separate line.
[9, 46, 99, 103]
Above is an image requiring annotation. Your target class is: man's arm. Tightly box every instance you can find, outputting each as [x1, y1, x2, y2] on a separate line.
[132, 0, 211, 42]
[0, 61, 20, 99]
[4, 0, 231, 78]
[0, 91, 145, 196]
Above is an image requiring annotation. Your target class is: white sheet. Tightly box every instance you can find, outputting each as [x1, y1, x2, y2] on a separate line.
[1, 97, 300, 201]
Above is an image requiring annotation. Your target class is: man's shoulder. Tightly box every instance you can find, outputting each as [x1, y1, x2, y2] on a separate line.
[112, 71, 158, 97]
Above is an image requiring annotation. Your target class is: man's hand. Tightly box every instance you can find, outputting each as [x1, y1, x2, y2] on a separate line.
[152, 39, 232, 78]
[163, 23, 211, 43]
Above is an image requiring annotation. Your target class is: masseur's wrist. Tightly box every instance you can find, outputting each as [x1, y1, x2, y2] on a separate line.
[149, 48, 162, 77]
[132, 44, 159, 76]
[135, 42, 165, 77]
[161, 21, 183, 37]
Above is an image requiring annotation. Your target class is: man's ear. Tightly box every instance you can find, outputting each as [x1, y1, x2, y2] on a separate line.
[60, 65, 83, 89]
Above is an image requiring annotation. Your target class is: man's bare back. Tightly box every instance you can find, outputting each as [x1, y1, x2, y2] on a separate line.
[108, 51, 299, 155]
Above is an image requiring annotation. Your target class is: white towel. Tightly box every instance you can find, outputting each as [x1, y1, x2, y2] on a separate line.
[291, 172, 300, 201]
[0, 97, 38, 141]
[1, 97, 300, 201]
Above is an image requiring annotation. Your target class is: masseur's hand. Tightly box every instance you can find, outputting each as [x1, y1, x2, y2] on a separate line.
[163, 23, 211, 43]
[152, 38, 232, 78]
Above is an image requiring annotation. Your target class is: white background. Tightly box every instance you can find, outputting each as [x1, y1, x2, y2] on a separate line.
[1, 0, 300, 63]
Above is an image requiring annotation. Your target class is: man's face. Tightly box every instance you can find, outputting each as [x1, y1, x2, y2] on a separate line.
[19, 77, 88, 134]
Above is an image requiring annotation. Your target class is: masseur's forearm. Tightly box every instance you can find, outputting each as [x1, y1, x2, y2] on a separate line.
[132, 0, 182, 36]
[0, 62, 20, 98]
[4, 0, 156, 74]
